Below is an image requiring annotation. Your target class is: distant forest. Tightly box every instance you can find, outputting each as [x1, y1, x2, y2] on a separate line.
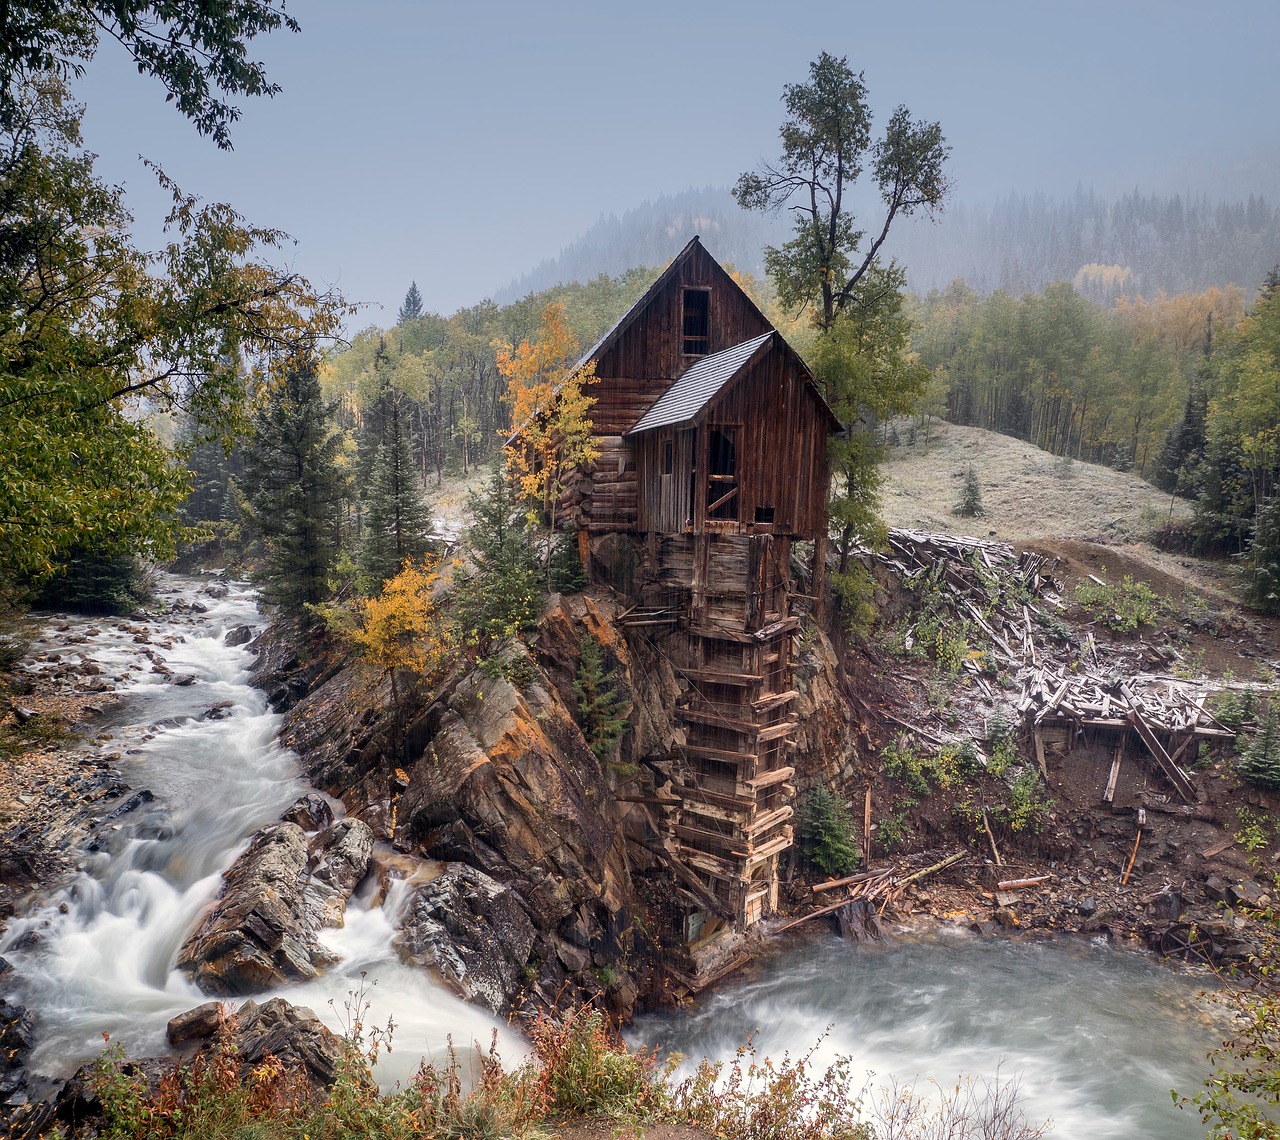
[499, 186, 1280, 306]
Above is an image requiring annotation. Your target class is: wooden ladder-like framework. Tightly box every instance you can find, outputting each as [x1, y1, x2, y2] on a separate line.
[659, 532, 800, 927]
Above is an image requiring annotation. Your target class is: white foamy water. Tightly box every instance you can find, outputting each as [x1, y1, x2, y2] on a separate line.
[629, 928, 1230, 1139]
[0, 575, 517, 1090]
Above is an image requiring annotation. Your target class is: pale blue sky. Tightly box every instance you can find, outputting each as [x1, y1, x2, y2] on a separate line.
[75, 0, 1280, 320]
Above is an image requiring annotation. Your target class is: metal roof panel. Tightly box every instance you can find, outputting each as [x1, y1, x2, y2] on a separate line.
[626, 333, 773, 435]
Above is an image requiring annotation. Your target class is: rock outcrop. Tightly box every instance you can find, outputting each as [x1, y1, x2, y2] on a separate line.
[395, 863, 537, 1013]
[177, 816, 372, 996]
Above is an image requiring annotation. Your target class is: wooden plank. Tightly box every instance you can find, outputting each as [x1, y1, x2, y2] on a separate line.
[1103, 745, 1123, 805]
[745, 765, 795, 790]
[753, 689, 799, 713]
[1033, 729, 1048, 777]
[1121, 683, 1196, 803]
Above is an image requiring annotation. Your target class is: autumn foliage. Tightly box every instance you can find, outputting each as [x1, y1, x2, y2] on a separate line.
[350, 556, 450, 702]
[498, 302, 599, 525]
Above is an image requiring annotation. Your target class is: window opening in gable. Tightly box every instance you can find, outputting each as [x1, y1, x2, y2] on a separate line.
[683, 288, 710, 355]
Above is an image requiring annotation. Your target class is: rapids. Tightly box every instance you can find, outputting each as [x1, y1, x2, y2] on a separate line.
[0, 574, 515, 1092]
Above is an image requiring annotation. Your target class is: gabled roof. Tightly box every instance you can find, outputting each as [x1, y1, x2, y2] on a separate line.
[627, 333, 772, 435]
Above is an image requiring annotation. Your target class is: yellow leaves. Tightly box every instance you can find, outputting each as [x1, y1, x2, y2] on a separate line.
[498, 303, 599, 519]
[350, 556, 452, 686]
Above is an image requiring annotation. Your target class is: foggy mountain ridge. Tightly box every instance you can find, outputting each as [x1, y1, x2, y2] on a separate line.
[495, 185, 1280, 305]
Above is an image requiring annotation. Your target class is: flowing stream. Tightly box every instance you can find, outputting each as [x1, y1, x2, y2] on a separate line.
[0, 575, 1235, 1132]
[629, 928, 1226, 1139]
[0, 574, 515, 1092]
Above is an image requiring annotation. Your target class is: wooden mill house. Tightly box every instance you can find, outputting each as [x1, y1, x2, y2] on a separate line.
[518, 237, 837, 945]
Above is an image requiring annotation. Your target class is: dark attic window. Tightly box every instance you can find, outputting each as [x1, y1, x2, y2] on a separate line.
[683, 288, 709, 355]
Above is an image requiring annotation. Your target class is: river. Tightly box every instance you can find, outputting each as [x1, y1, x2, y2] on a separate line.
[629, 928, 1225, 1138]
[0, 574, 515, 1093]
[1, 574, 1229, 1133]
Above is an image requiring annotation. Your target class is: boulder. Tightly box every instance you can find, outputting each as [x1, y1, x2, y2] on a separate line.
[396, 864, 537, 1013]
[281, 793, 335, 833]
[224, 624, 254, 647]
[177, 823, 323, 995]
[167, 1000, 228, 1046]
[304, 817, 373, 928]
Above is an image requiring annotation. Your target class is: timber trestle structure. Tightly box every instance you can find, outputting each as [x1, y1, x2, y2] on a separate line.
[513, 236, 838, 935]
[650, 531, 800, 926]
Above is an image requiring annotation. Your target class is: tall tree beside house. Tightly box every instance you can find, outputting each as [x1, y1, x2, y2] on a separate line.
[734, 51, 950, 334]
[735, 53, 948, 627]
[450, 465, 541, 653]
[240, 363, 348, 617]
[499, 302, 599, 572]
[397, 281, 425, 325]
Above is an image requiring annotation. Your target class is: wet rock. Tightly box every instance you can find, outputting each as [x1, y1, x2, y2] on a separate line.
[396, 863, 537, 1013]
[304, 817, 373, 928]
[282, 793, 334, 833]
[202, 700, 236, 721]
[993, 906, 1019, 929]
[224, 624, 254, 647]
[177, 823, 323, 995]
[1077, 896, 1097, 917]
[212, 998, 350, 1092]
[168, 673, 198, 687]
[103, 789, 155, 822]
[167, 1000, 228, 1046]
[204, 583, 230, 600]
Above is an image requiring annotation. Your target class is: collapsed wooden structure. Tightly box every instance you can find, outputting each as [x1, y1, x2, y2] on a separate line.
[870, 528, 1234, 805]
[515, 237, 837, 934]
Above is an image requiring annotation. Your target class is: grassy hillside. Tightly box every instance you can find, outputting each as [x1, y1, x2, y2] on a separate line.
[880, 421, 1190, 544]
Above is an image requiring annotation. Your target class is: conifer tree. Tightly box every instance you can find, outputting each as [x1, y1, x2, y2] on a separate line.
[955, 465, 984, 517]
[358, 407, 434, 591]
[397, 281, 425, 325]
[573, 635, 629, 761]
[1239, 701, 1280, 790]
[451, 466, 541, 651]
[240, 363, 348, 617]
[1247, 496, 1280, 614]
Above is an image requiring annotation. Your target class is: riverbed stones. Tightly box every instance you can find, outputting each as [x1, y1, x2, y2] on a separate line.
[224, 624, 254, 647]
[395, 863, 537, 1013]
[281, 792, 334, 832]
[304, 817, 373, 929]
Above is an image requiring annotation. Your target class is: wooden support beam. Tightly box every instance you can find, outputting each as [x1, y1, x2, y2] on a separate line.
[1121, 690, 1196, 803]
[745, 765, 795, 790]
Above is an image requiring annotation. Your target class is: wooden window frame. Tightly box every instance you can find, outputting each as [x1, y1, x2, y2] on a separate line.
[682, 287, 711, 356]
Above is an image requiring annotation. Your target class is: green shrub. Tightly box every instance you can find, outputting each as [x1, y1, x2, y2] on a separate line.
[549, 529, 587, 593]
[1238, 701, 1280, 790]
[1073, 574, 1162, 632]
[954, 465, 984, 518]
[798, 788, 861, 877]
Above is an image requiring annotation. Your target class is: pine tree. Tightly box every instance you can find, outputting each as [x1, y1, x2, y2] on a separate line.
[397, 281, 425, 325]
[1247, 496, 1280, 614]
[573, 635, 629, 761]
[955, 465, 984, 517]
[1239, 701, 1280, 790]
[451, 466, 541, 651]
[358, 408, 434, 591]
[240, 364, 348, 617]
[798, 788, 861, 877]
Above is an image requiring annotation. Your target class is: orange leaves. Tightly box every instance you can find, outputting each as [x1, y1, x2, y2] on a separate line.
[350, 556, 451, 693]
[498, 302, 599, 521]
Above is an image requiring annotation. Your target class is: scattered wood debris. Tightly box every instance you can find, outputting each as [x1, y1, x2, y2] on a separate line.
[778, 851, 969, 933]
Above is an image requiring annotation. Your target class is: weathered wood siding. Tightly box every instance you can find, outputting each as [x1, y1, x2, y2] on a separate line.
[589, 243, 773, 436]
[633, 343, 830, 540]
